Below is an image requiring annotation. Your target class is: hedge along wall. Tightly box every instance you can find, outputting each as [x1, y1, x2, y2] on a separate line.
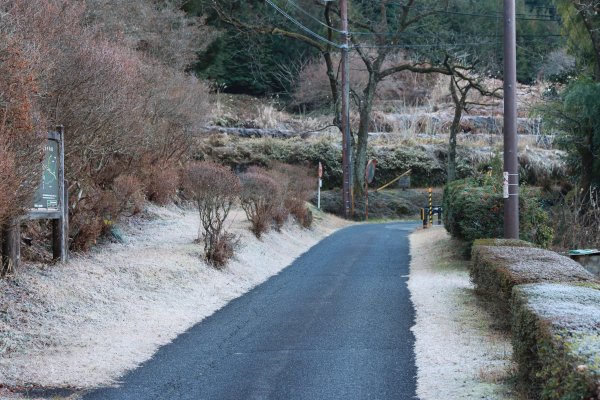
[443, 178, 554, 250]
[512, 283, 600, 400]
[470, 242, 597, 328]
[201, 138, 448, 189]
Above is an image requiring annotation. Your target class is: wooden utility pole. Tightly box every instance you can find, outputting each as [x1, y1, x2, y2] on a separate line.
[503, 0, 519, 239]
[340, 0, 352, 219]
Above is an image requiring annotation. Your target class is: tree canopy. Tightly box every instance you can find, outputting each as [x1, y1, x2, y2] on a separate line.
[186, 0, 562, 95]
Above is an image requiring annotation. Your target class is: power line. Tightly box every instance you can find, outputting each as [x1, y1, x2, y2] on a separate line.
[264, 0, 342, 48]
[283, 0, 345, 34]
[355, 41, 501, 49]
[264, 0, 562, 51]
[380, 1, 560, 21]
[345, 9, 560, 36]
[354, 35, 563, 50]
[278, 0, 559, 40]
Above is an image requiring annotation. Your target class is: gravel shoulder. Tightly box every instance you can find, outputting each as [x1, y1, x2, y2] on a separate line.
[0, 204, 349, 396]
[408, 227, 517, 400]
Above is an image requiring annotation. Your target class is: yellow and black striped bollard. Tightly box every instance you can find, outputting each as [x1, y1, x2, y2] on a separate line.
[428, 188, 433, 226]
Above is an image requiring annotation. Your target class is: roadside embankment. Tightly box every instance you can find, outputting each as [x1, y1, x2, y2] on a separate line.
[0, 205, 349, 391]
[409, 227, 516, 399]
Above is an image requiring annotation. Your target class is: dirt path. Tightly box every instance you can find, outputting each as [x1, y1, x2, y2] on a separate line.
[0, 205, 348, 395]
[408, 227, 516, 400]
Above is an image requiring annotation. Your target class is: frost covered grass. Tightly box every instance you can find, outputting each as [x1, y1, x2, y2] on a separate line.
[470, 243, 597, 328]
[512, 283, 600, 399]
[0, 204, 349, 392]
[409, 227, 516, 400]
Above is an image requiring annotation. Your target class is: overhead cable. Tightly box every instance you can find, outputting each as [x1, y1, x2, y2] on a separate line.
[264, 0, 342, 48]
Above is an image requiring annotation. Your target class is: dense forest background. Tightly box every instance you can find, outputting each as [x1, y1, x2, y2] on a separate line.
[186, 0, 564, 96]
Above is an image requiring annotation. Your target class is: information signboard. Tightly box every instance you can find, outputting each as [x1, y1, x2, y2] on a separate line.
[28, 127, 68, 262]
[2, 127, 68, 275]
[32, 139, 60, 210]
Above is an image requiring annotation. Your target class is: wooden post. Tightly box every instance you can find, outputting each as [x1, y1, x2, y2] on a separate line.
[365, 183, 369, 221]
[52, 125, 68, 262]
[1, 221, 21, 277]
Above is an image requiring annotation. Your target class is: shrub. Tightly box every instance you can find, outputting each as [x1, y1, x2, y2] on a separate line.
[2, 0, 212, 253]
[240, 171, 281, 238]
[512, 283, 600, 399]
[470, 243, 596, 328]
[69, 189, 120, 251]
[0, 33, 44, 229]
[550, 188, 600, 251]
[247, 163, 316, 230]
[273, 163, 315, 228]
[247, 165, 290, 231]
[144, 166, 180, 205]
[182, 162, 241, 268]
[443, 178, 554, 250]
[210, 232, 239, 268]
[113, 174, 145, 215]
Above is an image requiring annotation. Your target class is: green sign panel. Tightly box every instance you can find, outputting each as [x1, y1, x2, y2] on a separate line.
[32, 139, 59, 209]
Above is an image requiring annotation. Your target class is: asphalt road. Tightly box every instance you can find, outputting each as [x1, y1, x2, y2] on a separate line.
[84, 222, 419, 400]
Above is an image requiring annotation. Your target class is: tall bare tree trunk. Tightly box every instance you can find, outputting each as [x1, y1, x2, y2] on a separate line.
[448, 76, 471, 183]
[354, 72, 378, 195]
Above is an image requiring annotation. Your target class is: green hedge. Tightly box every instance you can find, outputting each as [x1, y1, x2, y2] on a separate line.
[470, 243, 596, 328]
[512, 283, 600, 399]
[443, 178, 554, 249]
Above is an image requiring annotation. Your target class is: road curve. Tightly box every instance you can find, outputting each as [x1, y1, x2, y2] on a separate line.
[84, 222, 419, 400]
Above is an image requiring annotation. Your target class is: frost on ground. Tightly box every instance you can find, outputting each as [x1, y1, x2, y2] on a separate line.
[409, 227, 516, 400]
[0, 204, 348, 390]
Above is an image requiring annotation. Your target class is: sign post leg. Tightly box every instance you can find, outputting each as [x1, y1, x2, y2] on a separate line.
[52, 186, 68, 262]
[52, 125, 68, 263]
[317, 179, 321, 210]
[1, 222, 20, 277]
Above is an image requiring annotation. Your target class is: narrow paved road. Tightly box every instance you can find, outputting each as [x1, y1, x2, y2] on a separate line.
[85, 222, 418, 400]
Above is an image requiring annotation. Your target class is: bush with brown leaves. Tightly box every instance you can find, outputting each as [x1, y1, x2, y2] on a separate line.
[113, 175, 145, 215]
[240, 171, 282, 238]
[1, 0, 212, 251]
[183, 162, 241, 268]
[144, 166, 180, 206]
[0, 32, 44, 229]
[273, 163, 315, 228]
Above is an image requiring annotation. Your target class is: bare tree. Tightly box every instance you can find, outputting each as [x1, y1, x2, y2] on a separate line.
[183, 162, 241, 267]
[84, 0, 215, 70]
[209, 0, 497, 193]
[445, 60, 502, 182]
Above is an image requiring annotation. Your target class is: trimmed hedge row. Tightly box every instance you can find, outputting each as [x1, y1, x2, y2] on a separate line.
[471, 242, 596, 328]
[470, 240, 600, 399]
[512, 283, 600, 399]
